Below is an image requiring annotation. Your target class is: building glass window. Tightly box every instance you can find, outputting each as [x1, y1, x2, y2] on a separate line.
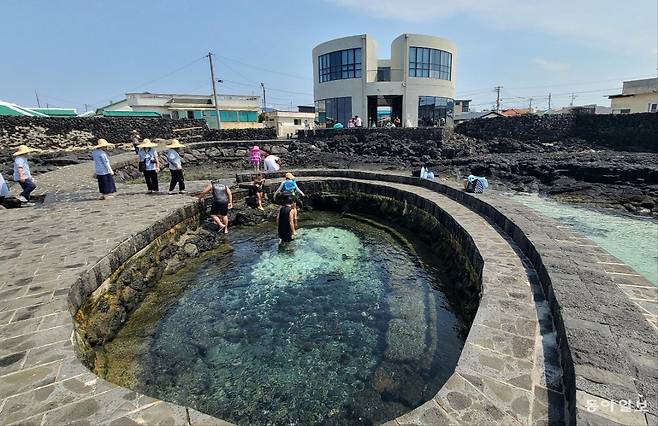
[238, 111, 258, 122]
[319, 48, 362, 83]
[377, 67, 391, 82]
[409, 47, 452, 80]
[314, 97, 352, 127]
[418, 96, 454, 127]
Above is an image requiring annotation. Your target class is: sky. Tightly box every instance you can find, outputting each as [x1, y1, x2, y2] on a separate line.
[1, 0, 656, 113]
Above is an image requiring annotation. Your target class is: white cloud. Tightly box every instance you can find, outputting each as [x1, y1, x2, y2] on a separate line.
[531, 58, 570, 73]
[329, 0, 657, 54]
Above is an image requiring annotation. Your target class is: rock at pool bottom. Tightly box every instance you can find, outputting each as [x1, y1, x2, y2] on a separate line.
[100, 212, 467, 425]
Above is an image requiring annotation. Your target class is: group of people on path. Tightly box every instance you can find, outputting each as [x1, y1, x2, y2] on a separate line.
[3, 137, 304, 245]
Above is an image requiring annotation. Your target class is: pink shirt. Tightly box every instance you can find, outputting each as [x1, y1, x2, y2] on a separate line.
[250, 147, 261, 162]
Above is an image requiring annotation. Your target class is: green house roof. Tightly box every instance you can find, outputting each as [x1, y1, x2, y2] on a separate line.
[0, 102, 49, 117]
[30, 108, 78, 117]
[102, 110, 161, 118]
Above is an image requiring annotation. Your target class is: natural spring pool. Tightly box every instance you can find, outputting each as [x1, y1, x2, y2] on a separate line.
[101, 211, 469, 425]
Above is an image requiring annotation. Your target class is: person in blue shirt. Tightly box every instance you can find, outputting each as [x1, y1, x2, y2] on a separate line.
[165, 139, 186, 194]
[12, 145, 37, 205]
[274, 172, 305, 223]
[137, 139, 161, 193]
[92, 138, 116, 200]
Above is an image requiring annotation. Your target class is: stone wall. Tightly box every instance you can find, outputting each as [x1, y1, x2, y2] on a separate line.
[0, 116, 276, 152]
[297, 127, 449, 143]
[455, 113, 658, 152]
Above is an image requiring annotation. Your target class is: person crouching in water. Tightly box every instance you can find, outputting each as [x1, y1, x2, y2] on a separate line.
[166, 139, 186, 194]
[277, 194, 297, 244]
[137, 139, 160, 193]
[252, 173, 265, 210]
[92, 138, 116, 200]
[12, 145, 38, 205]
[198, 181, 233, 234]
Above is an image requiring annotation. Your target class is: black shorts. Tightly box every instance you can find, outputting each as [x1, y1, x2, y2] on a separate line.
[210, 201, 229, 216]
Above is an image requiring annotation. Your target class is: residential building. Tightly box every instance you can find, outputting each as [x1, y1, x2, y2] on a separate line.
[455, 99, 471, 113]
[0, 100, 79, 117]
[499, 108, 533, 117]
[96, 92, 263, 129]
[262, 109, 316, 137]
[454, 110, 504, 124]
[550, 104, 612, 115]
[312, 33, 457, 128]
[608, 78, 658, 114]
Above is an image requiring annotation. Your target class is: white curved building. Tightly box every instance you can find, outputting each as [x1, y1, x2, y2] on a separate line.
[312, 33, 457, 128]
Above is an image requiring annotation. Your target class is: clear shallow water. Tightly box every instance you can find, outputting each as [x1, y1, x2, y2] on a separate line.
[508, 193, 658, 285]
[114, 213, 465, 425]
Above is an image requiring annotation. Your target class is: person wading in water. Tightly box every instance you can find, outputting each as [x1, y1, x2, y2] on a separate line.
[277, 195, 297, 244]
[198, 181, 233, 233]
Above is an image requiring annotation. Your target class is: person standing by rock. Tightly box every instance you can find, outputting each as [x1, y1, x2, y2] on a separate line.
[92, 138, 116, 200]
[277, 194, 297, 244]
[354, 115, 363, 127]
[248, 145, 269, 173]
[166, 139, 186, 194]
[251, 173, 265, 211]
[137, 139, 160, 193]
[12, 145, 38, 205]
[303, 120, 310, 137]
[198, 181, 233, 234]
[130, 129, 141, 154]
[274, 172, 305, 225]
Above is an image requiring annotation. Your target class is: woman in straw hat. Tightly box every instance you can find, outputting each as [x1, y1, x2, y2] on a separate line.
[166, 139, 186, 194]
[92, 138, 116, 200]
[137, 138, 161, 193]
[12, 145, 38, 205]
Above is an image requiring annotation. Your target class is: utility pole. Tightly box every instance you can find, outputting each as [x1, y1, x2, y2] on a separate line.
[569, 93, 576, 107]
[548, 93, 552, 111]
[528, 98, 533, 112]
[260, 82, 267, 112]
[207, 52, 221, 129]
[494, 86, 502, 112]
[34, 90, 41, 107]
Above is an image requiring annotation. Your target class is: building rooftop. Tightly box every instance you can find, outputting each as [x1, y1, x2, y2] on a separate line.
[608, 77, 657, 98]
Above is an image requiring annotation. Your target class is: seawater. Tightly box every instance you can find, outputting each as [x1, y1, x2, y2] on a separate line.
[114, 212, 466, 425]
[508, 193, 658, 285]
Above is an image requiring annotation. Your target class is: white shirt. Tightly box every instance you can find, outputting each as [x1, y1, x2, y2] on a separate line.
[0, 172, 9, 197]
[264, 155, 280, 171]
[355, 117, 362, 127]
[167, 150, 182, 170]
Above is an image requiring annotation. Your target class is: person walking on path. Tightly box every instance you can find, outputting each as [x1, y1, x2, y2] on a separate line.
[248, 145, 269, 173]
[137, 139, 160, 193]
[92, 138, 116, 200]
[198, 181, 233, 233]
[166, 139, 186, 194]
[12, 145, 38, 205]
[130, 129, 141, 154]
[252, 173, 265, 210]
[277, 194, 297, 244]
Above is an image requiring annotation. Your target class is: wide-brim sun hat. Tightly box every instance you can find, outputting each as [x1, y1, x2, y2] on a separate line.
[285, 172, 295, 179]
[166, 139, 185, 149]
[13, 145, 38, 156]
[94, 138, 114, 149]
[137, 138, 157, 148]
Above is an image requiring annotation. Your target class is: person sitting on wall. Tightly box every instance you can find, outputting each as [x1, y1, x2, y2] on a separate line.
[333, 122, 344, 129]
[91, 138, 116, 200]
[394, 117, 401, 127]
[197, 180, 233, 234]
[12, 145, 38, 206]
[354, 115, 363, 127]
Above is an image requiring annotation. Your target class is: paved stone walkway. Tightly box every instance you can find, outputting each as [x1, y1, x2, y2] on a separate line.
[0, 159, 654, 425]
